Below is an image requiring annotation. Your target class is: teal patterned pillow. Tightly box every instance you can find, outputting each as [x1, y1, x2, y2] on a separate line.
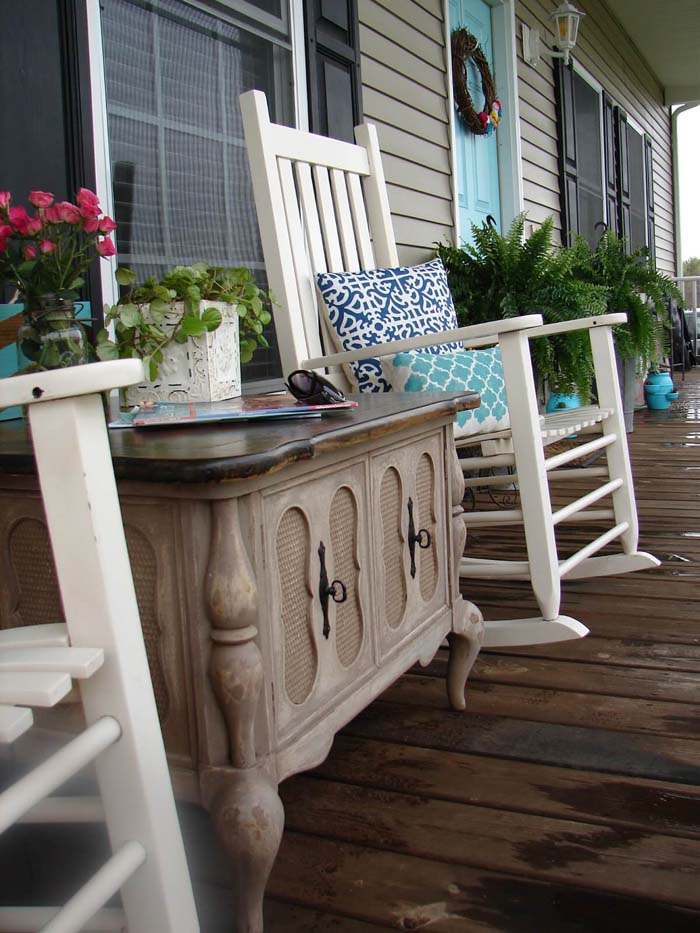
[384, 346, 510, 438]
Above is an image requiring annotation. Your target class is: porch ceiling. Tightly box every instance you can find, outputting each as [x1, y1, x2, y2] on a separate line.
[605, 0, 700, 105]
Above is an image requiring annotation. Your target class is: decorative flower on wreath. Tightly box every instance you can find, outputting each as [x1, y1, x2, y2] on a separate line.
[451, 28, 502, 136]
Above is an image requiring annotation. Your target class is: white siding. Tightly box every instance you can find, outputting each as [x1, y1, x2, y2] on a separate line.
[357, 0, 675, 273]
[517, 0, 675, 272]
[358, 0, 454, 265]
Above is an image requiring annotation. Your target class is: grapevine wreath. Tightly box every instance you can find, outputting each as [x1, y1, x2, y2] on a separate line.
[451, 27, 502, 135]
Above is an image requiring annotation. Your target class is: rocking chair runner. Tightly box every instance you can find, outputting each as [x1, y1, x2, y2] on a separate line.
[240, 89, 658, 650]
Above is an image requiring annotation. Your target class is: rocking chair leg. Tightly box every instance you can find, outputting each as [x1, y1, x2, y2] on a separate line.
[446, 600, 484, 711]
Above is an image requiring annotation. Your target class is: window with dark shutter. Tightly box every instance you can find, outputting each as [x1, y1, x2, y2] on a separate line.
[555, 64, 604, 246]
[557, 65, 654, 256]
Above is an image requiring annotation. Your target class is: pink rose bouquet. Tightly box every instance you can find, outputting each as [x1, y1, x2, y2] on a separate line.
[0, 187, 116, 314]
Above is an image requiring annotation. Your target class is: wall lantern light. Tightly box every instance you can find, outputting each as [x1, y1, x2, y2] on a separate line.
[522, 1, 584, 68]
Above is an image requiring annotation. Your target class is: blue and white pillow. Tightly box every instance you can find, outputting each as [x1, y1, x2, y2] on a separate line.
[317, 258, 461, 392]
[383, 346, 510, 439]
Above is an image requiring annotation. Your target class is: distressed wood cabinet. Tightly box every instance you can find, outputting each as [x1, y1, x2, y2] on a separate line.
[0, 391, 483, 932]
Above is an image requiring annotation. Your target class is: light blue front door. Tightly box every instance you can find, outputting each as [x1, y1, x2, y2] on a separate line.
[449, 0, 501, 244]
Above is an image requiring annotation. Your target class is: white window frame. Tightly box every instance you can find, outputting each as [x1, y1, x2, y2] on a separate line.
[571, 61, 651, 248]
[86, 0, 306, 387]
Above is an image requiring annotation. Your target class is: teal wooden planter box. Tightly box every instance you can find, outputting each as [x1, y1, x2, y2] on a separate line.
[0, 302, 92, 421]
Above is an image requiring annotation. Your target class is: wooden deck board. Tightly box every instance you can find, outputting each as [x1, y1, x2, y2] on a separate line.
[280, 776, 700, 907]
[261, 369, 700, 930]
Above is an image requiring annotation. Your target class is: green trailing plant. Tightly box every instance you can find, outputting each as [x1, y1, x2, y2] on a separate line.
[436, 215, 609, 398]
[96, 263, 272, 380]
[567, 231, 682, 371]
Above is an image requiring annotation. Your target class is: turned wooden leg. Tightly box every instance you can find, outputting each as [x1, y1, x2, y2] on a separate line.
[204, 498, 283, 932]
[204, 767, 284, 933]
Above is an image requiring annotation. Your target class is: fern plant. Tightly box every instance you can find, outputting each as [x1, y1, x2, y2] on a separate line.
[567, 231, 681, 371]
[437, 216, 608, 398]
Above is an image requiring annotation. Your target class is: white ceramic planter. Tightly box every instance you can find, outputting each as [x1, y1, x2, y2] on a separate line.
[124, 301, 241, 405]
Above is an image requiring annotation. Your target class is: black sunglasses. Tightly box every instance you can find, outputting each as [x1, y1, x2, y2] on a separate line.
[285, 369, 346, 405]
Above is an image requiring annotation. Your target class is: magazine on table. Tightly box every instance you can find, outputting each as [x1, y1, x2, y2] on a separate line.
[108, 393, 358, 429]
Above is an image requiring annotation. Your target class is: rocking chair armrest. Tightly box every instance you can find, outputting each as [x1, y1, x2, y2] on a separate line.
[0, 359, 145, 410]
[524, 313, 628, 341]
[302, 314, 544, 369]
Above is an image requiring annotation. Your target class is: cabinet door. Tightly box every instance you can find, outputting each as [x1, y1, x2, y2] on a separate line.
[262, 462, 372, 740]
[371, 433, 449, 659]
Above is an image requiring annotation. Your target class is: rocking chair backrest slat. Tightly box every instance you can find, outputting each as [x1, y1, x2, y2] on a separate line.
[330, 168, 360, 270]
[278, 158, 325, 362]
[346, 172, 375, 269]
[313, 165, 345, 271]
[240, 89, 399, 378]
[294, 161, 328, 275]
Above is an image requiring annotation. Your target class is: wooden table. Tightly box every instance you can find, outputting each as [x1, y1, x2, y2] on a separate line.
[0, 391, 483, 932]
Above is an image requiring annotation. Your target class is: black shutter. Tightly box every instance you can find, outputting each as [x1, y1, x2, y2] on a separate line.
[0, 0, 100, 313]
[645, 137, 656, 262]
[616, 107, 631, 250]
[602, 92, 619, 236]
[554, 62, 579, 246]
[0, 1, 70, 201]
[304, 0, 362, 142]
[59, 0, 101, 316]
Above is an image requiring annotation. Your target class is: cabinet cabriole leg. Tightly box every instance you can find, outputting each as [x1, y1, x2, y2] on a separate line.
[447, 438, 485, 709]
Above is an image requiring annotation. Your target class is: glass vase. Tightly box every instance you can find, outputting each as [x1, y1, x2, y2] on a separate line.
[16, 296, 89, 372]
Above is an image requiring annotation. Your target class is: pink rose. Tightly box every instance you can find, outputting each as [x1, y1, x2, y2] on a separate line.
[82, 217, 100, 233]
[0, 192, 10, 209]
[25, 217, 42, 236]
[43, 205, 60, 223]
[98, 216, 117, 234]
[28, 190, 54, 209]
[76, 187, 101, 218]
[96, 236, 116, 257]
[40, 239, 56, 254]
[0, 225, 12, 238]
[9, 206, 30, 233]
[23, 244, 37, 259]
[55, 201, 81, 223]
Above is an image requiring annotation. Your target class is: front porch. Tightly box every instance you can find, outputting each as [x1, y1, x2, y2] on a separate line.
[247, 369, 700, 929]
[3, 369, 699, 930]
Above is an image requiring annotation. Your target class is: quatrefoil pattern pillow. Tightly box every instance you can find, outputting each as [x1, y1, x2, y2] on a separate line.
[316, 258, 461, 392]
[383, 346, 510, 439]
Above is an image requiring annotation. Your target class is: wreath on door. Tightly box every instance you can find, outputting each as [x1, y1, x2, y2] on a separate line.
[451, 28, 502, 135]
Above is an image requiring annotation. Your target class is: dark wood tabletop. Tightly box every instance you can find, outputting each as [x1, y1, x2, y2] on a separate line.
[0, 391, 479, 484]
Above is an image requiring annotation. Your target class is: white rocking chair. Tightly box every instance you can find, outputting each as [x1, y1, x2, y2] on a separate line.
[0, 361, 199, 932]
[240, 89, 658, 650]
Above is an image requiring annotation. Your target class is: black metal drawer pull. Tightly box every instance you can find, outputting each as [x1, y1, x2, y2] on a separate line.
[407, 496, 432, 579]
[318, 540, 348, 639]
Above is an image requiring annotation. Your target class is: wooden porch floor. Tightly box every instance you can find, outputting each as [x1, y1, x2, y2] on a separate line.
[251, 368, 700, 931]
